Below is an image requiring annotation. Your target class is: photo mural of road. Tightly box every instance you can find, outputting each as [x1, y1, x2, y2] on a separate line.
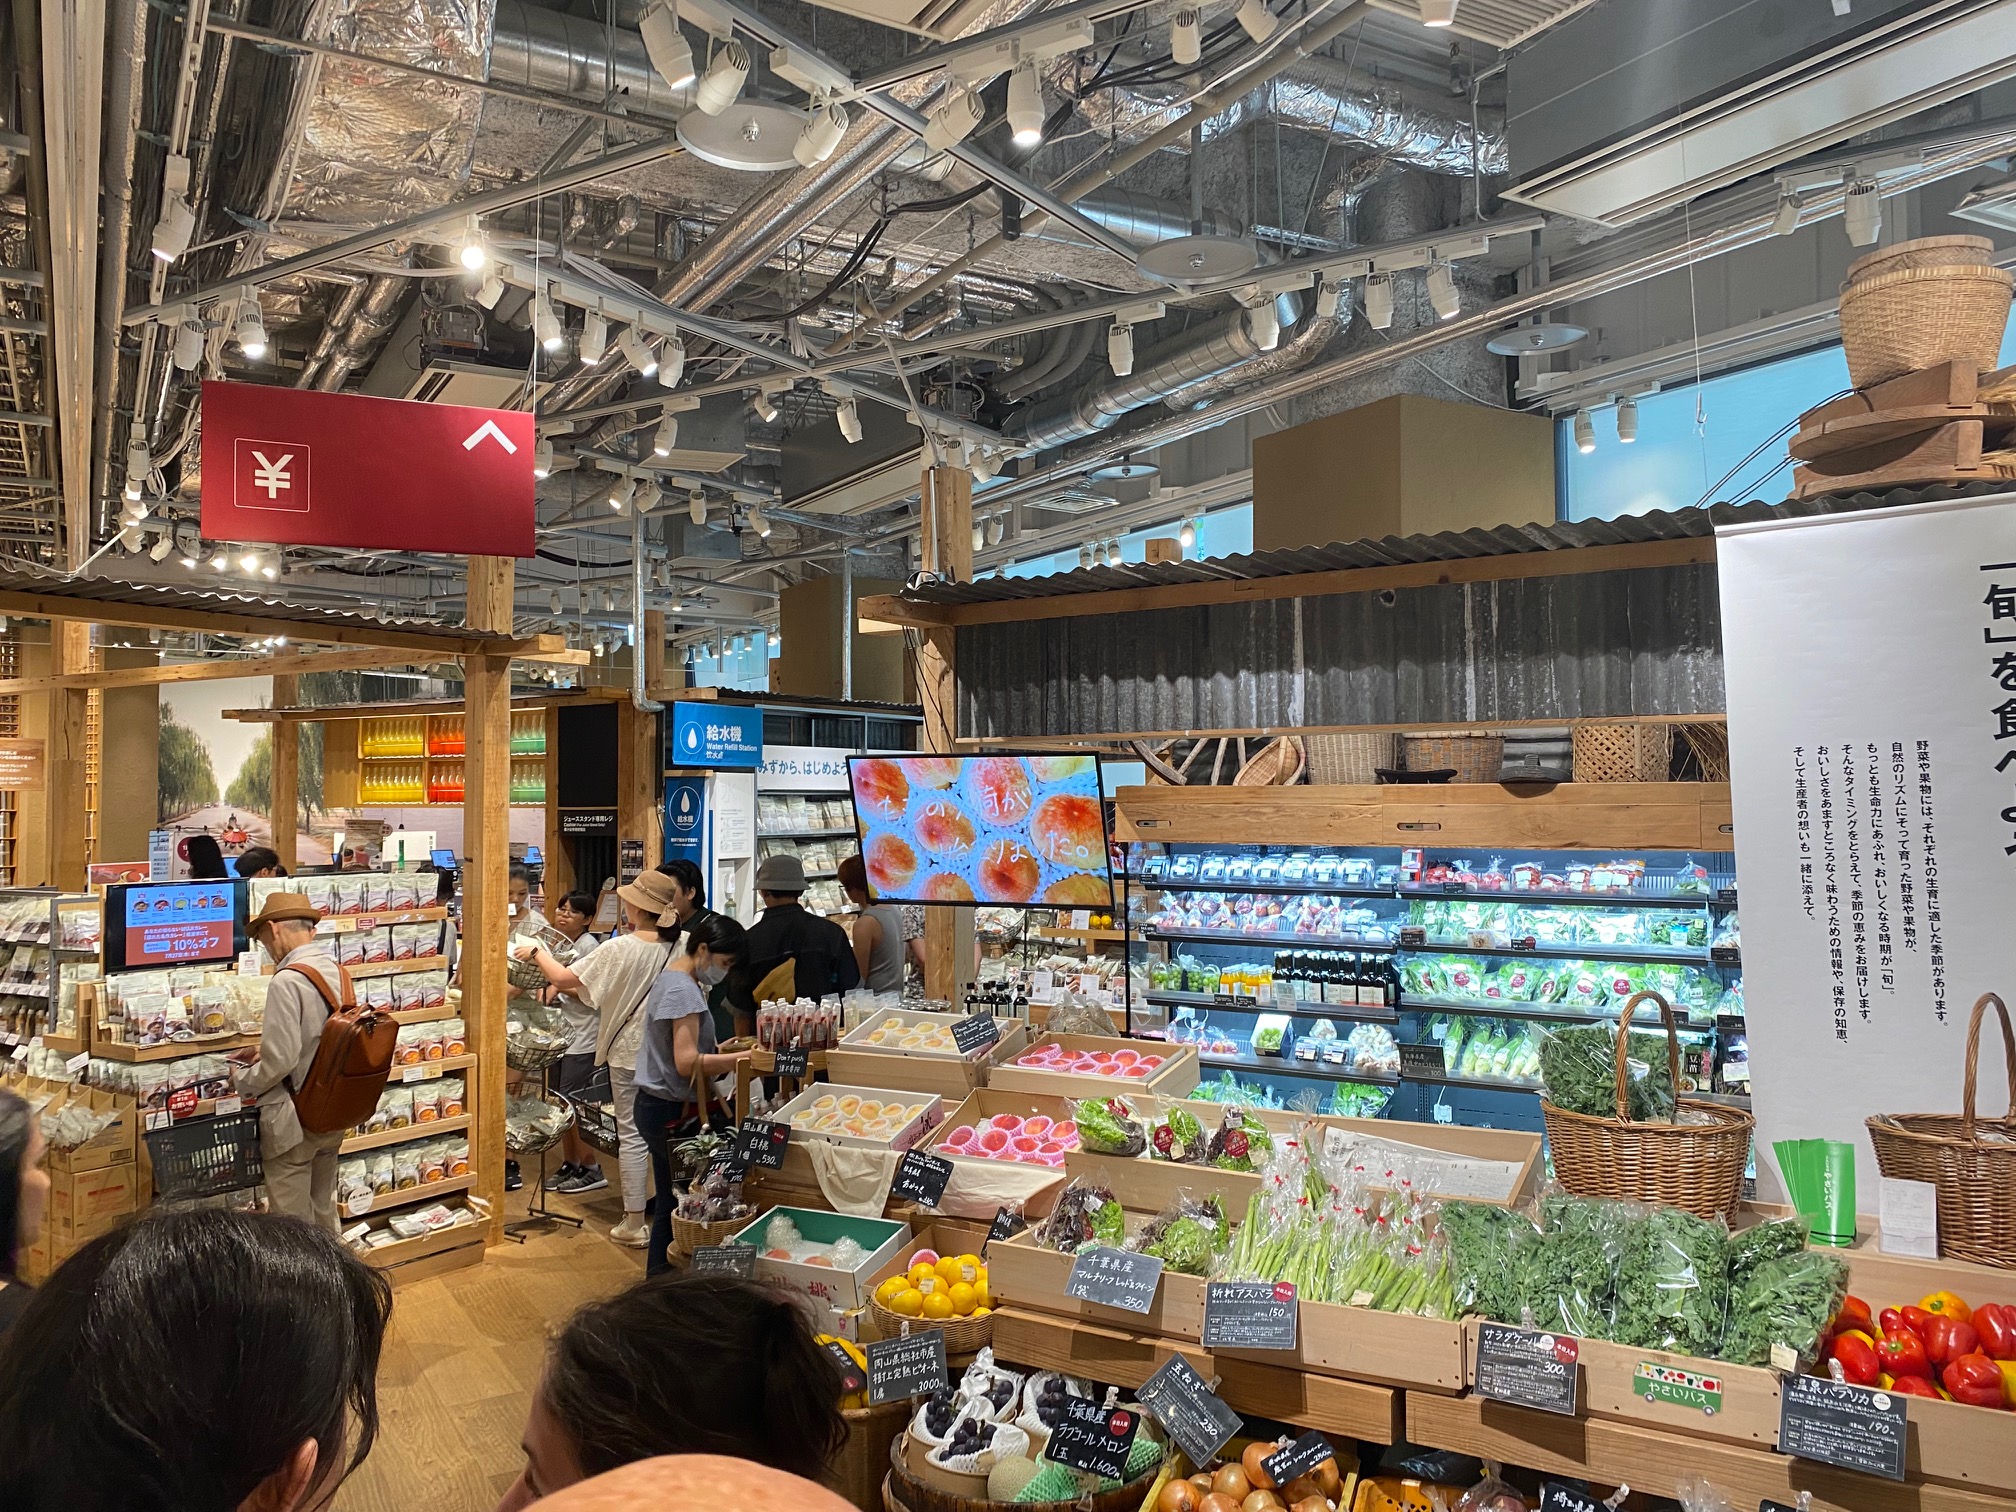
[158, 677, 335, 864]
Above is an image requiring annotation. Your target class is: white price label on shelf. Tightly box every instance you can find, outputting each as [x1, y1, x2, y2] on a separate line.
[1070, 910, 1091, 931]
[64, 1051, 90, 1073]
[9, 1044, 26, 1061]
[1074, 973, 1101, 996]
[1030, 970, 1054, 994]
[347, 1193, 374, 1216]
[214, 1095, 243, 1116]
[145, 1111, 170, 1130]
[402, 1064, 436, 1082]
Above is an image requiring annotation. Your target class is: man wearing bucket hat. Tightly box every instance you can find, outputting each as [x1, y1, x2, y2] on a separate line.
[231, 892, 347, 1231]
[722, 855, 859, 1030]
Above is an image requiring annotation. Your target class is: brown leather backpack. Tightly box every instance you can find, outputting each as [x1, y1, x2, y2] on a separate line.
[283, 962, 398, 1136]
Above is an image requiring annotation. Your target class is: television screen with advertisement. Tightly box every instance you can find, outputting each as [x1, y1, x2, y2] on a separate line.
[105, 879, 248, 971]
[845, 753, 1114, 907]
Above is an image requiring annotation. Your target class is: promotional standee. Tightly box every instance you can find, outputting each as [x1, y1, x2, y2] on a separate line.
[663, 702, 763, 919]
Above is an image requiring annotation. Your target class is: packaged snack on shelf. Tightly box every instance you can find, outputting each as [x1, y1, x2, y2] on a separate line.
[437, 1076, 465, 1117]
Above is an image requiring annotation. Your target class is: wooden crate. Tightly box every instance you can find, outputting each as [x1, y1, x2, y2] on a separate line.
[985, 1034, 1200, 1101]
[1571, 722, 1673, 783]
[1223, 1297, 1468, 1394]
[983, 1228, 1209, 1341]
[923, 1088, 1077, 1220]
[825, 1015, 1030, 1099]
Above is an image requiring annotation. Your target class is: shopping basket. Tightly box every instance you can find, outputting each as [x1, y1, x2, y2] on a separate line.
[144, 1109, 265, 1202]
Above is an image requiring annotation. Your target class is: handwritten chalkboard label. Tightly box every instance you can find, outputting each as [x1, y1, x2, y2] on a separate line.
[1778, 1374, 1907, 1482]
[1064, 1246, 1163, 1315]
[984, 1205, 1027, 1254]
[690, 1244, 755, 1276]
[734, 1118, 789, 1171]
[774, 1043, 810, 1077]
[1260, 1431, 1335, 1490]
[1474, 1322, 1580, 1416]
[866, 1330, 948, 1406]
[1043, 1396, 1139, 1481]
[1203, 1281, 1299, 1350]
[891, 1149, 954, 1206]
[953, 1013, 1001, 1055]
[1138, 1355, 1241, 1468]
[1540, 1484, 1606, 1512]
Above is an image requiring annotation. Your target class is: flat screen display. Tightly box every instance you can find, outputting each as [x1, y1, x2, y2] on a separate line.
[431, 849, 456, 869]
[106, 879, 248, 971]
[846, 754, 1113, 907]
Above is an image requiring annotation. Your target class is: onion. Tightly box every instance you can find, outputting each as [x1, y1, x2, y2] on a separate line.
[1292, 1498, 1331, 1512]
[1200, 1495, 1244, 1512]
[1240, 1442, 1279, 1491]
[1159, 1480, 1202, 1512]
[1242, 1492, 1283, 1512]
[1190, 1474, 1218, 1495]
[1311, 1461, 1341, 1500]
[1211, 1466, 1252, 1502]
[1282, 1478, 1322, 1505]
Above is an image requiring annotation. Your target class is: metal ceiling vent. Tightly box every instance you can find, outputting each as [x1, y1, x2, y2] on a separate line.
[1501, 0, 2016, 227]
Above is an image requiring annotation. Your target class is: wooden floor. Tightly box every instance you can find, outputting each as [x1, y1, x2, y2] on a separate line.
[334, 1181, 645, 1512]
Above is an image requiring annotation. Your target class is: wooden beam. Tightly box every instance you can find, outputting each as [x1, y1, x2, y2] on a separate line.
[43, 621, 89, 888]
[859, 536, 1719, 629]
[956, 713, 1728, 748]
[462, 556, 514, 1247]
[0, 644, 443, 695]
[271, 673, 298, 872]
[917, 462, 972, 1004]
[0, 586, 568, 657]
[919, 465, 974, 585]
[643, 608, 666, 693]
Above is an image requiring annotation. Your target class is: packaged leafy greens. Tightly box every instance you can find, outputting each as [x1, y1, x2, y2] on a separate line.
[1613, 1205, 1729, 1356]
[1725, 1216, 1808, 1288]
[1148, 1103, 1209, 1163]
[1133, 1192, 1231, 1276]
[1513, 1195, 1627, 1338]
[1538, 1022, 1677, 1120]
[1072, 1097, 1146, 1156]
[1205, 1106, 1273, 1171]
[1438, 1199, 1533, 1322]
[1718, 1248, 1848, 1369]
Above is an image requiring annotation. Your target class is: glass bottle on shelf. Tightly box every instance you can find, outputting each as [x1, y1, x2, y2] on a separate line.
[1383, 953, 1402, 1011]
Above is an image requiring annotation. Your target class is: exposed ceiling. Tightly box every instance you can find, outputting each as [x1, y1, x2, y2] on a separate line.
[0, 0, 2010, 663]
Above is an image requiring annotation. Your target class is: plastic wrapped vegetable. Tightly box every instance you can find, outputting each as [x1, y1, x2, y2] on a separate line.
[1514, 1195, 1628, 1338]
[1538, 1022, 1676, 1120]
[1719, 1249, 1849, 1368]
[1072, 1097, 1146, 1157]
[1726, 1216, 1808, 1288]
[1148, 1103, 1209, 1163]
[1032, 1179, 1124, 1253]
[1613, 1205, 1729, 1356]
[1438, 1199, 1534, 1322]
[1206, 1106, 1274, 1171]
[1134, 1193, 1231, 1276]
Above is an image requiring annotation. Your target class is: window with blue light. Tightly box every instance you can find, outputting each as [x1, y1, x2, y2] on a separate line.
[687, 635, 775, 692]
[996, 502, 1254, 578]
[1558, 323, 2016, 522]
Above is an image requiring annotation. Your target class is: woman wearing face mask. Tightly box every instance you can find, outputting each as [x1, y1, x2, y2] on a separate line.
[630, 913, 746, 1276]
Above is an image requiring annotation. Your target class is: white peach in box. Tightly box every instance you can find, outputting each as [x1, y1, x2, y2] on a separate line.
[937, 1111, 1081, 1168]
[1011, 1042, 1165, 1079]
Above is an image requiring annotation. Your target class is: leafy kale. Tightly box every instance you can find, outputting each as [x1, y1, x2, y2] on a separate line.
[1438, 1200, 1534, 1323]
[1726, 1217, 1809, 1289]
[1719, 1249, 1848, 1369]
[1513, 1196, 1625, 1337]
[1538, 1024, 1676, 1120]
[1613, 1206, 1728, 1356]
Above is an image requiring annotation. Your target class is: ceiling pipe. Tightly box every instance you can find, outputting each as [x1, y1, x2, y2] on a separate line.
[632, 511, 662, 713]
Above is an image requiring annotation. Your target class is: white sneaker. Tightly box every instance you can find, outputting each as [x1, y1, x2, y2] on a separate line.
[610, 1215, 650, 1248]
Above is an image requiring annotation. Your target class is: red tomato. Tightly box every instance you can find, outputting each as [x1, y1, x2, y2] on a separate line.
[1926, 1315, 1982, 1369]
[1972, 1302, 2016, 1361]
[1940, 1353, 2006, 1409]
[1876, 1330, 1933, 1379]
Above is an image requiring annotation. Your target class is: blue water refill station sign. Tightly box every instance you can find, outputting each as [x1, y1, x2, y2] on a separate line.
[664, 778, 706, 864]
[668, 702, 763, 769]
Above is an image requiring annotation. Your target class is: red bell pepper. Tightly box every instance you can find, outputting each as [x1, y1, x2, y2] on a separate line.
[1828, 1330, 1881, 1386]
[1973, 1301, 2016, 1361]
[1876, 1330, 1933, 1379]
[1836, 1295, 1874, 1332]
[1940, 1352, 2006, 1409]
[1902, 1304, 1935, 1337]
[1880, 1306, 1926, 1341]
[1886, 1374, 1944, 1400]
[1926, 1314, 1982, 1369]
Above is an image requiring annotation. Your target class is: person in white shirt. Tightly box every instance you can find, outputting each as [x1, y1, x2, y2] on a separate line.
[543, 891, 605, 1194]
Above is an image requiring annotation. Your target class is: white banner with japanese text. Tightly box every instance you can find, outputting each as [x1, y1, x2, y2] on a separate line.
[1721, 493, 2016, 1205]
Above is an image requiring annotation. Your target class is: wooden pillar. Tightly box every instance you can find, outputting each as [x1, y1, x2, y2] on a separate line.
[616, 699, 662, 878]
[461, 558, 514, 1242]
[42, 620, 89, 889]
[918, 464, 973, 1002]
[541, 704, 573, 900]
[644, 608, 667, 695]
[270, 674, 298, 872]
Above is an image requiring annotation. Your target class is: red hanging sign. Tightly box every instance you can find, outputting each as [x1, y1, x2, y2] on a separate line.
[199, 381, 536, 557]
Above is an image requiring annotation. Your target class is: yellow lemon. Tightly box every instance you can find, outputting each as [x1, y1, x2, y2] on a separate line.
[908, 1262, 936, 1287]
[921, 1291, 956, 1321]
[958, 1253, 983, 1277]
[970, 1306, 992, 1318]
[947, 1281, 977, 1315]
[934, 1255, 962, 1284]
[972, 1278, 990, 1310]
[874, 1276, 909, 1307]
[890, 1288, 924, 1317]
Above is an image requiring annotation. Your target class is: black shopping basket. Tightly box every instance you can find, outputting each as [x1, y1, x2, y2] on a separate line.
[144, 1109, 264, 1202]
[564, 1065, 620, 1158]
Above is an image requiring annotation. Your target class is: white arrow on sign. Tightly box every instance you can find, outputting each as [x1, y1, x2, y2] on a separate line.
[462, 419, 518, 454]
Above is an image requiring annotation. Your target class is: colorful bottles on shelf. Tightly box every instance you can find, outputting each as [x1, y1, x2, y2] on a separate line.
[428, 715, 465, 755]
[509, 759, 545, 806]
[508, 711, 546, 755]
[361, 717, 425, 757]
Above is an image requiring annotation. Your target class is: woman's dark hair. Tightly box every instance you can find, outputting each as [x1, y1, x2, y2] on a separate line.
[435, 868, 458, 903]
[233, 846, 285, 878]
[0, 1210, 393, 1511]
[681, 911, 746, 962]
[836, 854, 868, 898]
[656, 858, 707, 908]
[0, 1089, 29, 1276]
[509, 861, 533, 886]
[555, 890, 597, 919]
[184, 834, 227, 880]
[540, 1273, 846, 1482]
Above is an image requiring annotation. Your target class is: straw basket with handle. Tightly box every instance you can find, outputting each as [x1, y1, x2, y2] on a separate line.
[669, 1075, 757, 1257]
[1868, 991, 2016, 1268]
[1541, 989, 1754, 1219]
[1839, 263, 2015, 388]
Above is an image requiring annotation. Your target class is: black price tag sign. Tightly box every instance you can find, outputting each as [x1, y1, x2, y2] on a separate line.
[1138, 1355, 1241, 1468]
[1043, 1396, 1139, 1481]
[1715, 886, 1738, 905]
[1212, 992, 1256, 1007]
[1711, 945, 1742, 966]
[1439, 882, 1468, 894]
[1064, 1246, 1163, 1315]
[774, 1043, 810, 1077]
[984, 1205, 1027, 1255]
[891, 1149, 954, 1207]
[1777, 1374, 1908, 1482]
[952, 1013, 1001, 1055]
[824, 1339, 867, 1395]
[1474, 1322, 1581, 1416]
[704, 1145, 749, 1182]
[1202, 1280, 1299, 1350]
[690, 1243, 755, 1276]
[866, 1329, 948, 1406]
[733, 1118, 790, 1171]
[1760, 1502, 1801, 1512]
[1399, 926, 1427, 947]
[1510, 936, 1537, 952]
[1540, 1484, 1607, 1512]
[1260, 1431, 1335, 1490]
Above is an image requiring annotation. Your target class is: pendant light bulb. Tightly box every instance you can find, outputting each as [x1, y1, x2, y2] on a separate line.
[693, 40, 750, 117]
[794, 101, 850, 167]
[1573, 408, 1596, 454]
[456, 215, 487, 271]
[1107, 321, 1134, 377]
[835, 396, 863, 443]
[1234, 0, 1279, 43]
[233, 294, 268, 360]
[1178, 518, 1196, 550]
[579, 310, 608, 365]
[654, 414, 679, 457]
[1364, 273, 1394, 330]
[618, 327, 658, 377]
[1616, 396, 1639, 444]
[658, 337, 686, 389]
[533, 287, 565, 353]
[639, 0, 697, 89]
[1007, 64, 1045, 148]
[1171, 8, 1201, 65]
[922, 88, 985, 153]
[1426, 261, 1461, 320]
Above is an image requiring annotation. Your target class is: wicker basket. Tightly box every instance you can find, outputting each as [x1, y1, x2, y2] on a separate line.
[1401, 731, 1503, 784]
[1306, 732, 1399, 784]
[670, 1210, 753, 1257]
[867, 1298, 995, 1355]
[1868, 992, 2016, 1267]
[1845, 235, 1997, 287]
[1571, 722, 1674, 783]
[828, 1398, 911, 1512]
[503, 1087, 576, 1156]
[1839, 263, 2015, 387]
[1541, 990, 1755, 1219]
[1233, 735, 1304, 787]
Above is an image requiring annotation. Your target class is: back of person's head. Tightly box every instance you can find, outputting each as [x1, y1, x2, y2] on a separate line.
[680, 912, 746, 964]
[533, 1275, 844, 1487]
[184, 834, 226, 879]
[835, 854, 867, 899]
[0, 1209, 393, 1512]
[0, 1088, 33, 1274]
[234, 846, 285, 878]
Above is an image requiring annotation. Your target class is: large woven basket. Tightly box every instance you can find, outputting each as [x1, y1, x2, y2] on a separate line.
[1845, 235, 1996, 286]
[1233, 735, 1304, 786]
[1306, 732, 1399, 784]
[1571, 721, 1673, 783]
[868, 1298, 995, 1355]
[1839, 263, 2015, 387]
[1542, 990, 1755, 1219]
[1868, 992, 2016, 1267]
[1402, 731, 1504, 784]
[670, 1210, 752, 1257]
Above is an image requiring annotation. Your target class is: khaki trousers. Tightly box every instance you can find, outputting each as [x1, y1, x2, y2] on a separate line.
[263, 1127, 347, 1232]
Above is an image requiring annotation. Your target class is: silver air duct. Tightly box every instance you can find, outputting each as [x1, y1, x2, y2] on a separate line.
[491, 0, 687, 119]
[1029, 187, 1245, 252]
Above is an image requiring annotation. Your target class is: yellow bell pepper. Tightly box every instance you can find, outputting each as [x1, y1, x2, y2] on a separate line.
[1919, 1290, 1974, 1325]
[1997, 1359, 2016, 1409]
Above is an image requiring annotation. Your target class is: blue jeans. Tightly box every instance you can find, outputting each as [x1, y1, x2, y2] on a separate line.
[631, 1088, 680, 1276]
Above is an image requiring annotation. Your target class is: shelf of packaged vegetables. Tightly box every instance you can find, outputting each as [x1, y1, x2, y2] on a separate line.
[1409, 936, 1720, 966]
[1198, 1047, 1400, 1085]
[341, 1114, 472, 1155]
[1401, 1066, 1541, 1092]
[1144, 927, 1398, 951]
[1395, 994, 1612, 1026]
[1144, 988, 1400, 1025]
[1130, 875, 1396, 900]
[1395, 881, 1732, 908]
[760, 828, 859, 841]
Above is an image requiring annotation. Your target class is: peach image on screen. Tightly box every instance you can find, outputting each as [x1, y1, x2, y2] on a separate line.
[1030, 793, 1105, 869]
[976, 837, 1040, 901]
[866, 833, 919, 893]
[852, 758, 910, 822]
[915, 799, 977, 856]
[965, 756, 1034, 826]
[1041, 872, 1110, 906]
[899, 756, 962, 789]
[1029, 754, 1095, 783]
[920, 872, 975, 901]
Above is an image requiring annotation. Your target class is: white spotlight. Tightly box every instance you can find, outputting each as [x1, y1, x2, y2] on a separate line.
[694, 41, 750, 117]
[172, 315, 206, 372]
[922, 89, 985, 153]
[658, 337, 686, 388]
[1078, 544, 1093, 569]
[472, 269, 505, 309]
[610, 477, 635, 512]
[149, 532, 173, 562]
[1107, 321, 1135, 377]
[533, 438, 553, 478]
[639, 0, 697, 89]
[580, 310, 609, 365]
[1171, 8, 1200, 65]
[1316, 278, 1351, 320]
[688, 492, 706, 525]
[1425, 262, 1460, 321]
[549, 590, 564, 614]
[1844, 177, 1882, 247]
[795, 101, 849, 167]
[124, 424, 152, 483]
[1771, 190, 1801, 237]
[533, 287, 564, 352]
[748, 504, 772, 538]
[618, 327, 658, 377]
[654, 414, 679, 457]
[240, 551, 262, 574]
[986, 516, 1004, 546]
[1245, 300, 1280, 351]
[1364, 273, 1394, 330]
[456, 215, 487, 271]
[835, 396, 863, 443]
[1178, 518, 1196, 551]
[1234, 0, 1278, 43]
[210, 551, 228, 571]
[971, 523, 985, 553]
[1007, 64, 1044, 148]
[1616, 397, 1639, 444]
[1419, 0, 1458, 24]
[752, 386, 782, 425]
[1573, 408, 1596, 455]
[150, 195, 196, 263]
[971, 450, 1000, 484]
[233, 295, 267, 360]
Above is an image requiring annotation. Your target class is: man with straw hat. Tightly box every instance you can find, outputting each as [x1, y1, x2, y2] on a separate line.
[231, 892, 347, 1231]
